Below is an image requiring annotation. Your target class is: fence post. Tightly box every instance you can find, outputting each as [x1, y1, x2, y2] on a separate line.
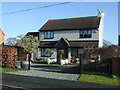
[109, 60, 112, 77]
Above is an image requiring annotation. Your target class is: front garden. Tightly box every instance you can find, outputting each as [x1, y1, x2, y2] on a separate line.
[0, 67, 23, 73]
[78, 74, 120, 86]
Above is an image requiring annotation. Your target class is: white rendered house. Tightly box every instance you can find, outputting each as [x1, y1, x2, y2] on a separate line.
[30, 12, 104, 64]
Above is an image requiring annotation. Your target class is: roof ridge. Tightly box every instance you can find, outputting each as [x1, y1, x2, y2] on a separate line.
[49, 16, 98, 21]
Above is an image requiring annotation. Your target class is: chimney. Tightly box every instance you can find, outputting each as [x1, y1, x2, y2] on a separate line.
[98, 11, 104, 17]
[98, 11, 104, 48]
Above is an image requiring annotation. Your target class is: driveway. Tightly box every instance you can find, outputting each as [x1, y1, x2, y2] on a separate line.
[30, 63, 81, 74]
[7, 63, 80, 81]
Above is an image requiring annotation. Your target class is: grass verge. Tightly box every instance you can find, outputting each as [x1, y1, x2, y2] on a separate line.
[0, 67, 23, 73]
[78, 74, 120, 86]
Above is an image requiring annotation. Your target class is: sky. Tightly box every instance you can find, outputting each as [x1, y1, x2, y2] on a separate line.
[0, 1, 118, 45]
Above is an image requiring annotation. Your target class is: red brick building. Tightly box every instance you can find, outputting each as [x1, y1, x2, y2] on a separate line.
[0, 28, 5, 45]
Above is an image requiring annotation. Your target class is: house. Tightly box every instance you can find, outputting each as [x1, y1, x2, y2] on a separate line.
[0, 28, 5, 45]
[31, 11, 104, 64]
[26, 32, 39, 38]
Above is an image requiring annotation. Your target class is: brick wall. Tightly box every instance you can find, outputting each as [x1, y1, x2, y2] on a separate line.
[0, 29, 5, 45]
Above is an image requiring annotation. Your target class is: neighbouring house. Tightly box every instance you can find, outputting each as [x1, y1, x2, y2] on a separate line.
[0, 28, 5, 45]
[26, 32, 39, 39]
[30, 11, 104, 64]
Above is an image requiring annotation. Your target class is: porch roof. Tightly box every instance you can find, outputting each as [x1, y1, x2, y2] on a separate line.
[55, 38, 70, 48]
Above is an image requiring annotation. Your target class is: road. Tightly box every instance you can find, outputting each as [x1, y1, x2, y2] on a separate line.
[2, 73, 119, 89]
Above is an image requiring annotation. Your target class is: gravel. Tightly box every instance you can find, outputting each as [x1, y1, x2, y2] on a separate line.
[7, 63, 80, 81]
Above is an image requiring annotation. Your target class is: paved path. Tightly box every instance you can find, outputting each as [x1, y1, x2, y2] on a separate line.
[7, 63, 80, 81]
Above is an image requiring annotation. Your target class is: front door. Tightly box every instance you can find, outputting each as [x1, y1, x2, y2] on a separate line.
[57, 48, 68, 63]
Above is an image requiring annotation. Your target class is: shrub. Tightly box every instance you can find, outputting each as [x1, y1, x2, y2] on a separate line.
[111, 75, 119, 79]
[0, 46, 17, 68]
[73, 58, 77, 63]
[59, 49, 64, 54]
[42, 58, 46, 61]
[35, 58, 41, 62]
[35, 58, 46, 62]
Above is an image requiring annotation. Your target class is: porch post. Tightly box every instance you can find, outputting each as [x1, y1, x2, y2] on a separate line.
[68, 48, 71, 63]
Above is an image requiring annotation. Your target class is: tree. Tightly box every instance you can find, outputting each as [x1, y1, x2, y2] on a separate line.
[5, 35, 24, 46]
[17, 35, 39, 70]
[83, 45, 119, 64]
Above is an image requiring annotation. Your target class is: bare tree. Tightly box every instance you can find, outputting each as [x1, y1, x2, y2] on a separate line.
[5, 35, 24, 46]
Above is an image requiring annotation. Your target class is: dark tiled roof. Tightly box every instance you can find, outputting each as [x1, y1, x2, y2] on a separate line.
[39, 41, 57, 48]
[26, 32, 39, 37]
[69, 41, 98, 48]
[39, 40, 98, 48]
[40, 16, 101, 31]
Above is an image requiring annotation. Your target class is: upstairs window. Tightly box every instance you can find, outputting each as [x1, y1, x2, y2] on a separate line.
[79, 30, 92, 38]
[44, 31, 54, 39]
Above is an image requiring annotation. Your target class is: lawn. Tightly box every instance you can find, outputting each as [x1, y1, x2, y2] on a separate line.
[78, 74, 120, 86]
[0, 67, 23, 73]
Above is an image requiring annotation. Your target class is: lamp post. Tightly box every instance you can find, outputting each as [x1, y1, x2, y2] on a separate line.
[28, 53, 31, 70]
[79, 54, 82, 74]
[79, 48, 84, 74]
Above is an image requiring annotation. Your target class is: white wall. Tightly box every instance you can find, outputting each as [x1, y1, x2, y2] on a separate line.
[98, 12, 104, 47]
[39, 29, 99, 41]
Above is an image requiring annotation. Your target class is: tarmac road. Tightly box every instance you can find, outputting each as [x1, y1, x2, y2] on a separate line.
[2, 73, 119, 89]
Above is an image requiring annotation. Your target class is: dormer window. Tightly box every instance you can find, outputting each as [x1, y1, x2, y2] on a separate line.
[79, 30, 92, 38]
[44, 31, 54, 39]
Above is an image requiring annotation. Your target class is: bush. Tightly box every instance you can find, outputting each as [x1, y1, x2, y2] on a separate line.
[42, 58, 46, 61]
[35, 58, 41, 62]
[73, 59, 77, 63]
[111, 75, 119, 79]
[0, 45, 17, 68]
[35, 58, 46, 62]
